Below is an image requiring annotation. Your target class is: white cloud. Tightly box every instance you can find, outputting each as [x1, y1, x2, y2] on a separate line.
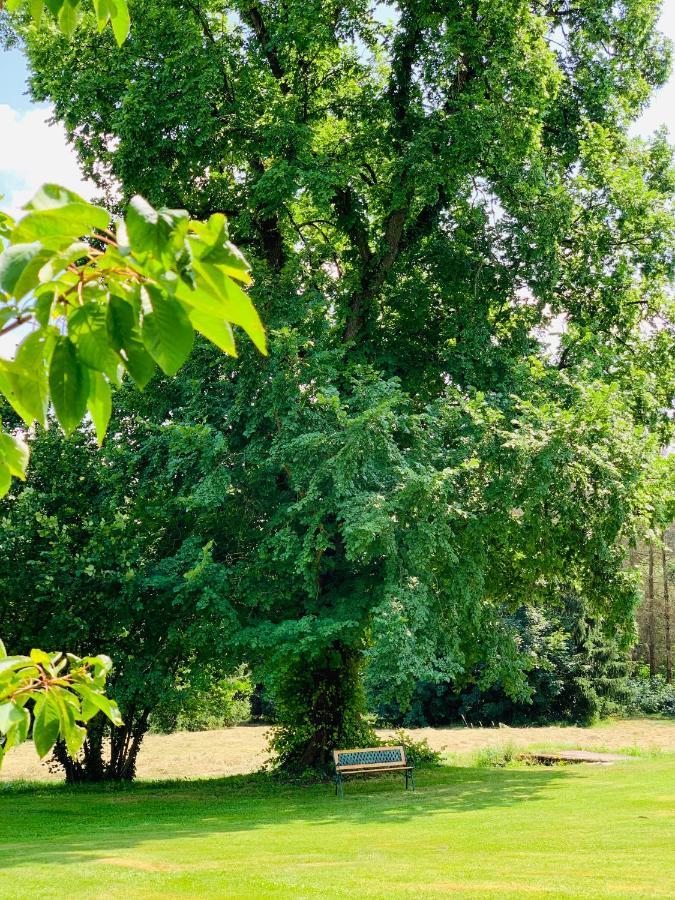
[0, 104, 97, 359]
[0, 103, 96, 218]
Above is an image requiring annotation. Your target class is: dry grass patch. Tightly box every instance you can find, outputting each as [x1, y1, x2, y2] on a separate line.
[1, 717, 673, 783]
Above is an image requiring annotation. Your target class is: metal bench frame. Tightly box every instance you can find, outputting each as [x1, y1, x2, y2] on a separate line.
[333, 745, 414, 797]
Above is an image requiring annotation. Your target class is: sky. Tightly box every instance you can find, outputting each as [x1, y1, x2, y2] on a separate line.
[1, 8, 674, 357]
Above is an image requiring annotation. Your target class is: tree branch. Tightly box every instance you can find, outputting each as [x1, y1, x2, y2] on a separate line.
[243, 3, 289, 95]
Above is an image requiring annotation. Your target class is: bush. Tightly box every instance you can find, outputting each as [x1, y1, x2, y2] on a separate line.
[388, 729, 442, 767]
[151, 667, 253, 733]
[623, 669, 675, 717]
[473, 743, 518, 768]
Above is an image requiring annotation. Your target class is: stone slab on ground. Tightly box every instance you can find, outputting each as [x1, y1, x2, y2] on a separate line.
[522, 749, 634, 765]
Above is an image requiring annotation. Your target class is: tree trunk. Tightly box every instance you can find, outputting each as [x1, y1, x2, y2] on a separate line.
[50, 710, 150, 783]
[663, 535, 672, 684]
[269, 641, 375, 775]
[648, 541, 656, 676]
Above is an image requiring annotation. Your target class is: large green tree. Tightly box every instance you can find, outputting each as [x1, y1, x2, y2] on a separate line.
[7, 0, 675, 769]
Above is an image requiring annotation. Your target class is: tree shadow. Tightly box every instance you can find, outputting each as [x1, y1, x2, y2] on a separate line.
[0, 764, 567, 870]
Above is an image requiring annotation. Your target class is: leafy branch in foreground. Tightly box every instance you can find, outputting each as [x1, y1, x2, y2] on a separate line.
[1, 0, 130, 45]
[0, 638, 122, 768]
[0, 183, 265, 497]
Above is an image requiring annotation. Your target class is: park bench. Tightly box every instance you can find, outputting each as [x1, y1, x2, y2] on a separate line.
[333, 746, 414, 797]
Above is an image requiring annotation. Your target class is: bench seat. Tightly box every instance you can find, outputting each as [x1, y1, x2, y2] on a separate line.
[333, 746, 414, 796]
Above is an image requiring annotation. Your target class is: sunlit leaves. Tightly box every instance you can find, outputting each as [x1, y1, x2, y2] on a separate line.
[0, 184, 264, 496]
[11, 199, 111, 251]
[0, 242, 45, 297]
[86, 371, 112, 445]
[49, 336, 90, 436]
[6, 0, 131, 45]
[0, 639, 122, 768]
[140, 285, 194, 375]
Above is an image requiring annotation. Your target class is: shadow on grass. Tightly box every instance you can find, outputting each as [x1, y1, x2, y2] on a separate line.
[0, 764, 566, 869]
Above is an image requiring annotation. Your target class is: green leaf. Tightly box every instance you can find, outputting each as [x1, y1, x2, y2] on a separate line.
[29, 648, 54, 668]
[0, 701, 27, 735]
[38, 241, 90, 284]
[92, 0, 111, 30]
[32, 696, 61, 759]
[190, 216, 251, 284]
[109, 0, 131, 46]
[125, 197, 187, 260]
[74, 684, 123, 725]
[0, 463, 10, 499]
[187, 307, 237, 356]
[141, 285, 194, 376]
[0, 433, 30, 480]
[0, 242, 45, 295]
[49, 336, 90, 436]
[57, 0, 79, 37]
[29, 0, 44, 24]
[69, 303, 122, 381]
[11, 203, 110, 252]
[185, 261, 266, 353]
[0, 656, 35, 677]
[24, 184, 87, 211]
[87, 371, 112, 446]
[0, 339, 51, 428]
[107, 295, 156, 388]
[11, 330, 52, 426]
[35, 289, 56, 328]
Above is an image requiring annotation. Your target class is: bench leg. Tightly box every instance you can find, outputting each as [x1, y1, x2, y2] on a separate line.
[405, 771, 409, 791]
[411, 770, 415, 792]
[335, 774, 344, 798]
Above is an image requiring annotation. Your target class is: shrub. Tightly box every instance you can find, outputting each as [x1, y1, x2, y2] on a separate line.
[151, 667, 253, 733]
[623, 669, 675, 717]
[389, 729, 442, 768]
[473, 743, 517, 768]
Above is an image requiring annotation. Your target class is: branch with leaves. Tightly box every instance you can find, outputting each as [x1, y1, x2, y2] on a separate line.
[0, 183, 265, 496]
[0, 639, 122, 767]
[2, 0, 131, 45]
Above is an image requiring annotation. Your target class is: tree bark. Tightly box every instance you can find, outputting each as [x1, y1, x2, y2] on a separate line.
[663, 534, 672, 684]
[648, 541, 656, 676]
[50, 711, 150, 783]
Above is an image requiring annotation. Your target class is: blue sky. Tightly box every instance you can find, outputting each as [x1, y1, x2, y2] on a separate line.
[0, 47, 29, 109]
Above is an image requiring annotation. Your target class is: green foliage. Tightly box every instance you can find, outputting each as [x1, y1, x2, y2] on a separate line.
[267, 643, 376, 775]
[473, 743, 518, 769]
[4, 0, 130, 44]
[370, 598, 635, 728]
[0, 637, 121, 767]
[624, 669, 675, 717]
[151, 667, 253, 733]
[387, 729, 441, 768]
[0, 411, 242, 779]
[0, 184, 262, 497]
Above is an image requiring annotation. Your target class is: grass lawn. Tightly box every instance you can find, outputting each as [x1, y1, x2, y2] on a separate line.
[1, 755, 673, 898]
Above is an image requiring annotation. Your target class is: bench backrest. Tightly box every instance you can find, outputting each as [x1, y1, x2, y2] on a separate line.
[333, 746, 407, 770]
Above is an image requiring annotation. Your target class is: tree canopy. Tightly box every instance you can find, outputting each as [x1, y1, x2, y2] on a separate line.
[6, 0, 675, 769]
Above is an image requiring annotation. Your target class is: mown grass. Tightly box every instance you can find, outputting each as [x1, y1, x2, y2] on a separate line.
[1, 755, 674, 899]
